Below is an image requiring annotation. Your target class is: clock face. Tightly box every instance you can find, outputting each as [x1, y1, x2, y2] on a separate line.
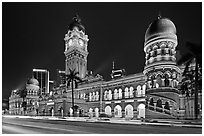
[68, 39, 72, 46]
[79, 39, 84, 46]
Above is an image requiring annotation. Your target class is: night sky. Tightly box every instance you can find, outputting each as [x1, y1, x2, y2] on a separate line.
[2, 2, 202, 100]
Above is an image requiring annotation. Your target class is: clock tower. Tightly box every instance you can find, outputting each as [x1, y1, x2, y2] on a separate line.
[64, 14, 89, 79]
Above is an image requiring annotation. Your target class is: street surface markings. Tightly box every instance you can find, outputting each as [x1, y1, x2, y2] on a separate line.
[3, 122, 92, 134]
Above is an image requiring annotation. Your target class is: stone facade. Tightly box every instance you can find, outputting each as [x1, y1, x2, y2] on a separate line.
[8, 15, 202, 119]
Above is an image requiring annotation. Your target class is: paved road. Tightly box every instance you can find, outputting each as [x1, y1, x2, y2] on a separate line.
[2, 117, 202, 134]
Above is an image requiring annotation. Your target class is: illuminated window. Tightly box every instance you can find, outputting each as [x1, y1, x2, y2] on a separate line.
[125, 87, 129, 98]
[89, 92, 92, 101]
[129, 87, 134, 98]
[108, 90, 112, 100]
[118, 88, 122, 99]
[96, 91, 99, 101]
[114, 89, 118, 99]
[104, 90, 108, 100]
[137, 85, 142, 97]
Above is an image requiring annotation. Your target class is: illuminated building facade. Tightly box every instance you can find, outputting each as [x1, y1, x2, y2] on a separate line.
[9, 77, 40, 115]
[143, 16, 181, 118]
[56, 69, 66, 87]
[33, 69, 49, 95]
[9, 90, 23, 115]
[9, 14, 202, 119]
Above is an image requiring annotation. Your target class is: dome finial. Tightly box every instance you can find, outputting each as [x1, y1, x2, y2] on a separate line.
[158, 11, 162, 19]
[73, 12, 81, 23]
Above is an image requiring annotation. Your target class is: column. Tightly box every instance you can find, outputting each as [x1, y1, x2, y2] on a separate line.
[162, 105, 165, 113]
[169, 79, 172, 87]
[161, 78, 165, 87]
[133, 110, 138, 119]
[153, 79, 157, 88]
[122, 110, 125, 118]
[154, 103, 157, 111]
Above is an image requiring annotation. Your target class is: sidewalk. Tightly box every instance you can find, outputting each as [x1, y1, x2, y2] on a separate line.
[3, 115, 202, 128]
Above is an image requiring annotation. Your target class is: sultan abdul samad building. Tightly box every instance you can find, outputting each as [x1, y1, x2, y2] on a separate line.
[9, 14, 202, 119]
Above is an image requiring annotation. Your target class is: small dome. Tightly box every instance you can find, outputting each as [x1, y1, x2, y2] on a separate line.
[27, 77, 39, 86]
[145, 17, 176, 43]
[68, 14, 85, 32]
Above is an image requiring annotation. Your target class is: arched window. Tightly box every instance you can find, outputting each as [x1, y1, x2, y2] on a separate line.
[150, 76, 155, 88]
[164, 74, 170, 87]
[164, 101, 170, 110]
[114, 105, 122, 117]
[118, 88, 122, 99]
[125, 87, 129, 98]
[92, 92, 95, 101]
[104, 91, 107, 100]
[129, 87, 134, 98]
[95, 91, 99, 101]
[80, 93, 84, 99]
[137, 103, 145, 118]
[89, 92, 92, 101]
[156, 99, 162, 108]
[141, 85, 146, 96]
[114, 89, 118, 99]
[105, 106, 112, 116]
[156, 74, 162, 87]
[137, 85, 141, 97]
[108, 90, 112, 100]
[149, 98, 154, 106]
[125, 104, 134, 118]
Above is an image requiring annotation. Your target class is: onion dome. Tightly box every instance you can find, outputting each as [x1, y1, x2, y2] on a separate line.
[145, 16, 177, 44]
[27, 77, 39, 86]
[68, 14, 85, 32]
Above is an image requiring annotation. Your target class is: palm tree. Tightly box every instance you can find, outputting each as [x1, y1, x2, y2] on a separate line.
[17, 86, 27, 115]
[177, 41, 202, 119]
[65, 68, 82, 117]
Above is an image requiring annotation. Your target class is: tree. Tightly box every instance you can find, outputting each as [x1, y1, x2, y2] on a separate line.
[65, 68, 82, 117]
[16, 86, 27, 115]
[177, 41, 202, 119]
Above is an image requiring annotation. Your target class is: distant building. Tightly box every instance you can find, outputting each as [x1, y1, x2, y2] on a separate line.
[56, 69, 66, 87]
[111, 61, 126, 79]
[33, 69, 49, 95]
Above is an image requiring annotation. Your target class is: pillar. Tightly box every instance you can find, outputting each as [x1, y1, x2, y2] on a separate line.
[122, 110, 125, 118]
[133, 110, 138, 119]
[154, 103, 157, 111]
[161, 78, 165, 87]
[162, 105, 165, 113]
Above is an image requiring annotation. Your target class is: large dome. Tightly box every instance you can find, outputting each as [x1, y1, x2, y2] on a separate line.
[27, 77, 39, 86]
[68, 14, 85, 32]
[145, 17, 176, 43]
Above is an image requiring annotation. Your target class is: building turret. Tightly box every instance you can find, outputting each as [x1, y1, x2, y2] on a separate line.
[143, 15, 181, 119]
[143, 16, 181, 89]
[64, 14, 89, 79]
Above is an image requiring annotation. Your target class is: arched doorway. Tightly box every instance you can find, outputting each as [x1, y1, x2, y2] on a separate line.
[89, 108, 93, 117]
[95, 108, 99, 118]
[125, 104, 133, 118]
[137, 103, 145, 118]
[69, 108, 73, 117]
[105, 105, 112, 116]
[114, 105, 122, 118]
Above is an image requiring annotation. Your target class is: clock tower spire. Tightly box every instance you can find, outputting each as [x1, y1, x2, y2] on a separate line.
[64, 14, 89, 79]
